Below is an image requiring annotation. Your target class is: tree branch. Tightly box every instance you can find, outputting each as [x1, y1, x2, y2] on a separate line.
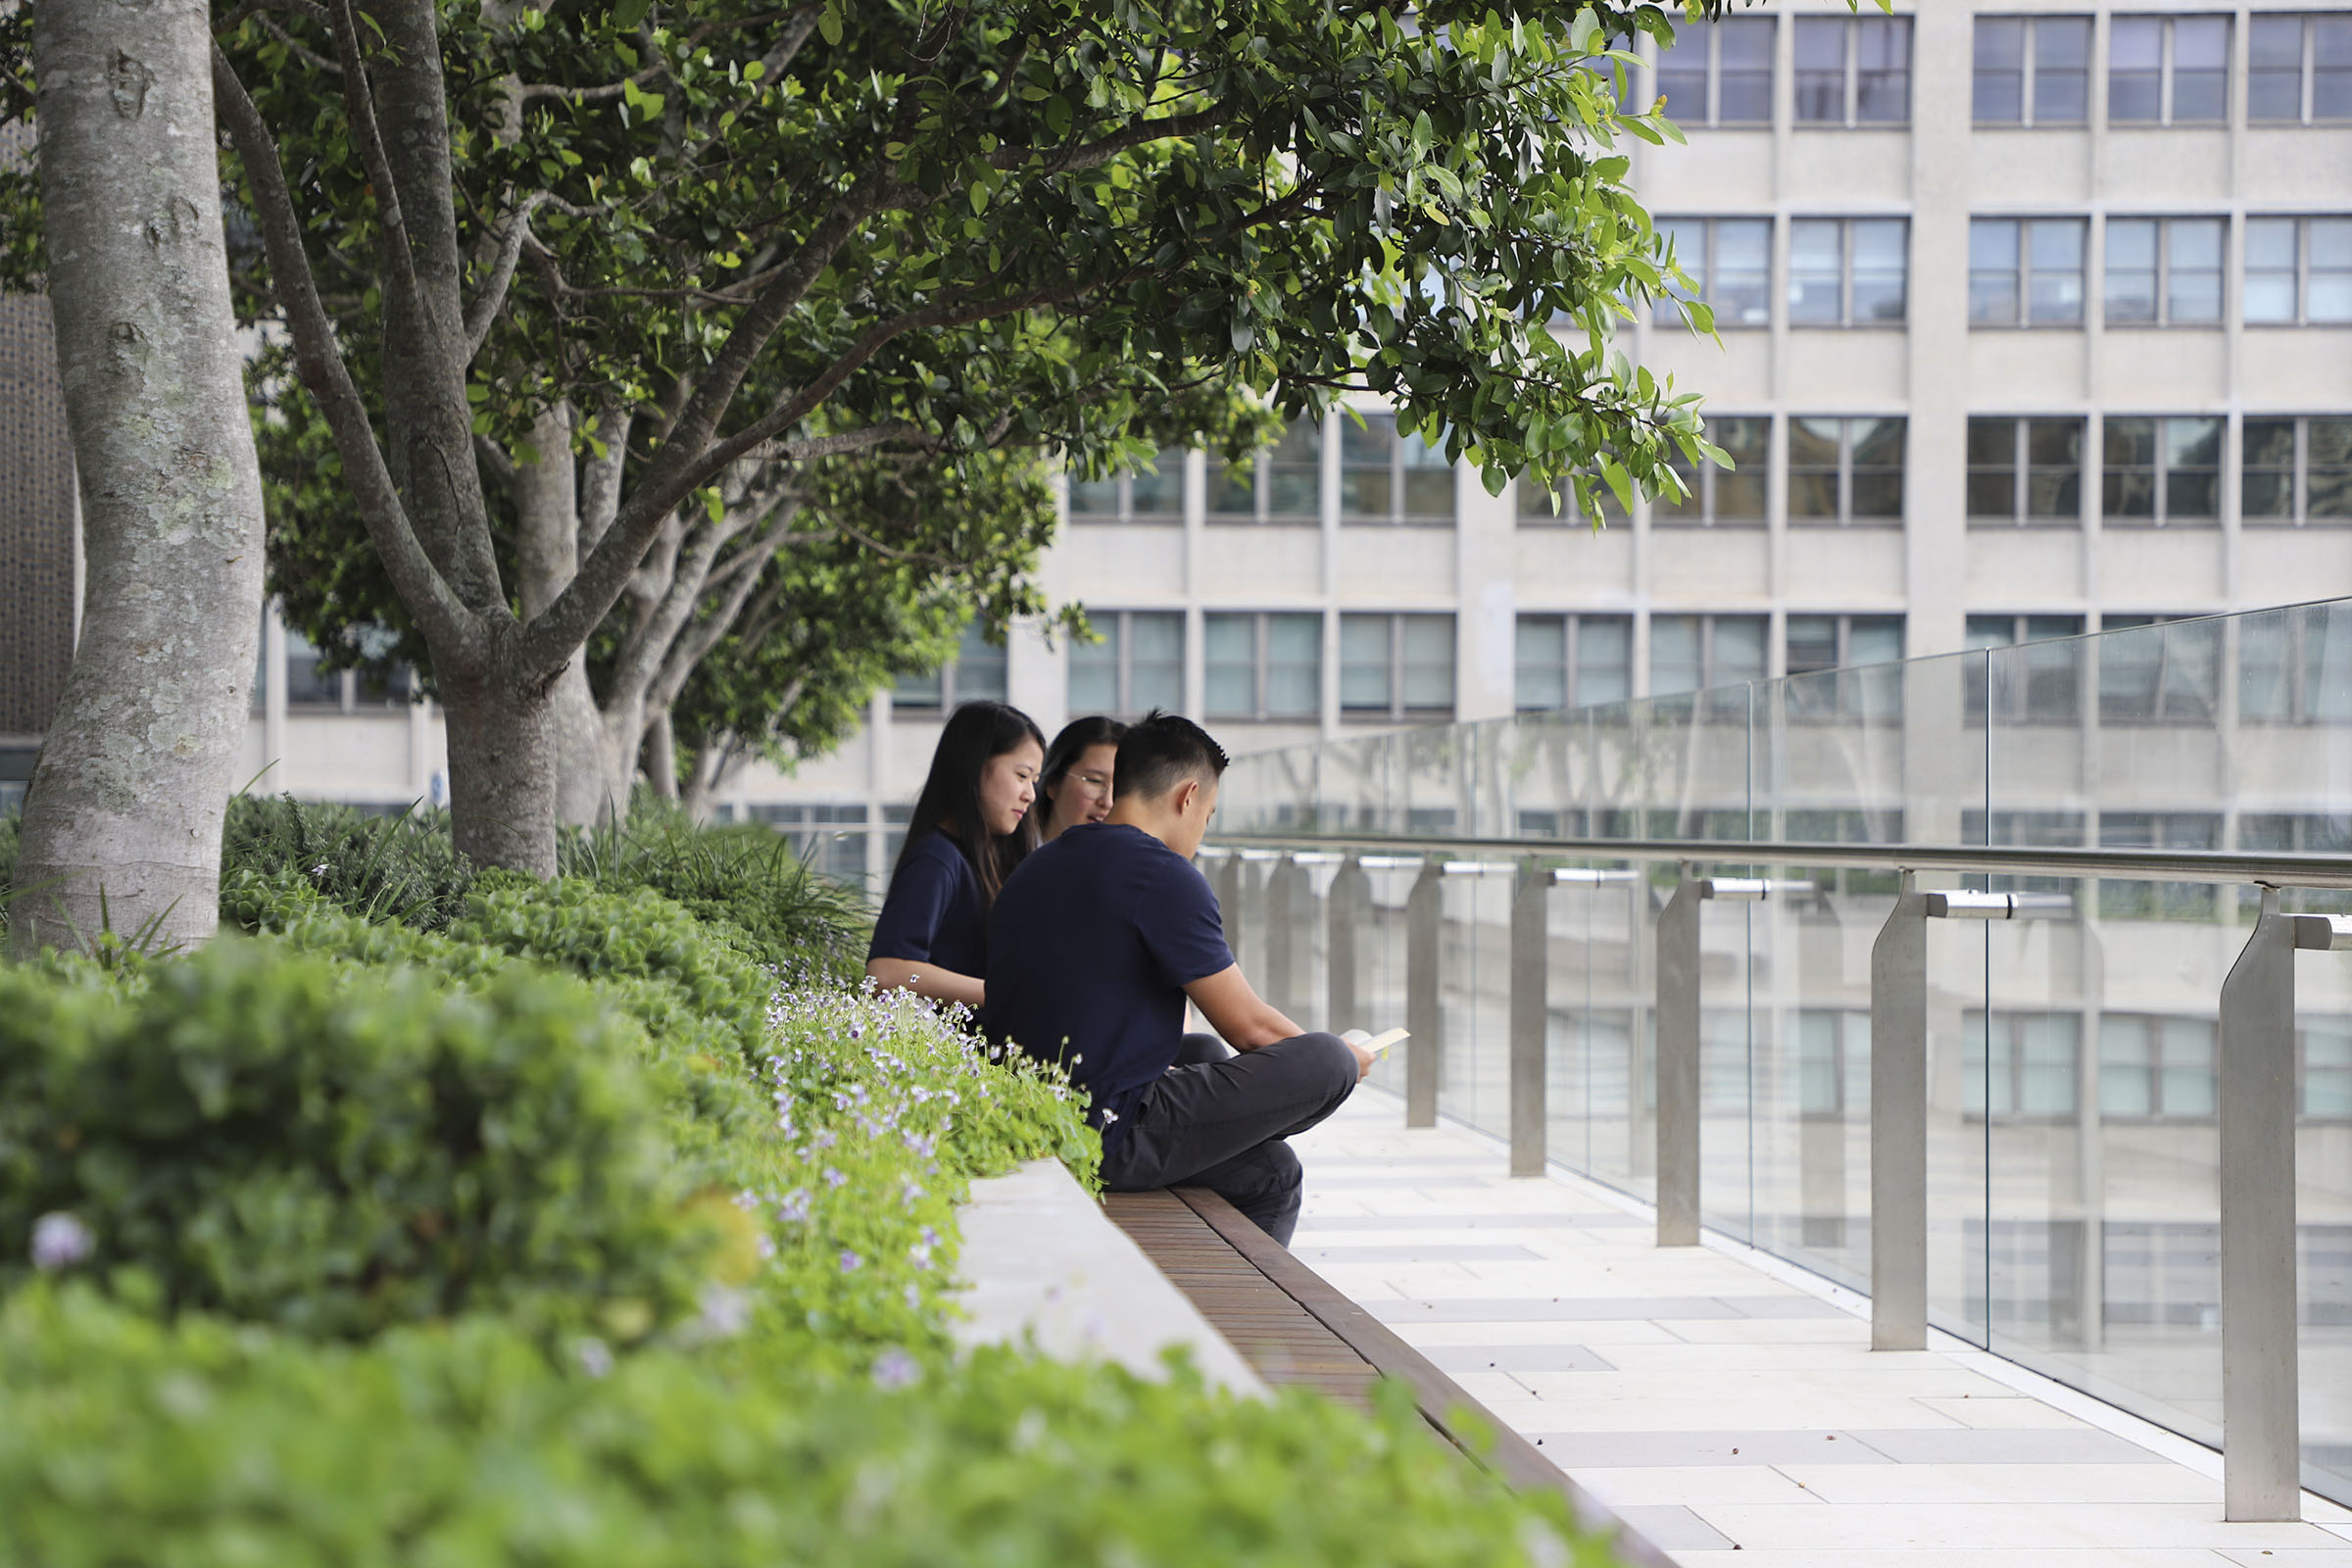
[324, 0, 441, 360]
[463, 189, 548, 358]
[212, 43, 474, 651]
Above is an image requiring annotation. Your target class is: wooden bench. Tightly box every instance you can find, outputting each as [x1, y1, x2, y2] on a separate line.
[1103, 1188, 1676, 1568]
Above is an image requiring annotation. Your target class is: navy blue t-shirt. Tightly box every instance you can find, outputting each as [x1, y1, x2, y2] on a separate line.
[867, 831, 988, 979]
[981, 822, 1236, 1150]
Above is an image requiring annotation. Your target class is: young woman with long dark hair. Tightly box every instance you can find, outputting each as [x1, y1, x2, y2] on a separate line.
[1035, 715, 1127, 842]
[865, 699, 1047, 1006]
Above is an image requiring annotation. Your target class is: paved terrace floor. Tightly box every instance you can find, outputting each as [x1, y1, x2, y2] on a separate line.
[1289, 1090, 2352, 1568]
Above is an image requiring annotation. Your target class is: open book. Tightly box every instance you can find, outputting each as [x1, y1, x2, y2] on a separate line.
[1359, 1027, 1408, 1059]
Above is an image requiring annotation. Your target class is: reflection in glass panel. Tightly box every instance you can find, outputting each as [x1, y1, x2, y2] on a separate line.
[1651, 614, 1702, 696]
[1129, 612, 1185, 711]
[1070, 621, 1121, 711]
[1853, 219, 1908, 322]
[1970, 219, 2021, 324]
[2165, 220, 2224, 323]
[1515, 616, 1567, 711]
[1339, 614, 1392, 710]
[1577, 618, 1634, 705]
[1203, 613, 1256, 718]
[2171, 17, 2230, 122]
[1715, 220, 1773, 328]
[1400, 615, 1454, 710]
[2250, 15, 2305, 121]
[1788, 219, 1842, 325]
[1266, 614, 1322, 718]
[2108, 17, 2161, 121]
[2245, 217, 2299, 323]
[1718, 18, 1775, 122]
[1974, 17, 2025, 122]
[2034, 18, 2091, 122]
[1130, 448, 1183, 515]
[2029, 219, 2085, 324]
[1788, 417, 1841, 518]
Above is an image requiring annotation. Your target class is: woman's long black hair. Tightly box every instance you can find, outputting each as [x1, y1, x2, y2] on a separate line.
[894, 700, 1048, 907]
[1039, 714, 1129, 827]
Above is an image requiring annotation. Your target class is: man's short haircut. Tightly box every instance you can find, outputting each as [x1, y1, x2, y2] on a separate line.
[1114, 710, 1230, 803]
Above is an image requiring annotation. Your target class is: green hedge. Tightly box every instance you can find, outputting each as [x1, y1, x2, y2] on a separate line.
[0, 819, 1625, 1568]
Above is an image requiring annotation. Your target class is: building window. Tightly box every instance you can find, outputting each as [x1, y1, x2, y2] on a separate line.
[1067, 448, 1184, 524]
[2244, 217, 2352, 325]
[1788, 218, 1908, 325]
[1784, 613, 1904, 719]
[1654, 217, 1772, 328]
[2248, 13, 2352, 123]
[2098, 613, 2221, 725]
[1964, 1011, 2080, 1119]
[2102, 416, 2222, 525]
[1338, 412, 1453, 525]
[1969, 218, 2087, 326]
[1654, 415, 1770, 525]
[2104, 217, 2225, 326]
[2108, 15, 2230, 125]
[1514, 613, 1634, 711]
[1207, 416, 1320, 524]
[1517, 471, 1626, 527]
[2099, 1015, 2217, 1119]
[280, 626, 416, 713]
[1068, 611, 1183, 716]
[2239, 606, 2352, 723]
[1649, 612, 1767, 697]
[1967, 416, 2085, 525]
[746, 804, 870, 885]
[2098, 811, 2222, 919]
[2302, 1021, 2352, 1118]
[1651, 16, 1774, 127]
[1339, 612, 1454, 721]
[1793, 15, 1912, 125]
[1788, 416, 1904, 525]
[1965, 614, 2087, 725]
[893, 618, 1007, 711]
[1973, 15, 2093, 125]
[1203, 612, 1322, 721]
[2244, 416, 2352, 525]
[1796, 1010, 1872, 1118]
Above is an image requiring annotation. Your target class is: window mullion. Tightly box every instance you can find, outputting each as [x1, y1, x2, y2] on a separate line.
[2297, 418, 2311, 525]
[1846, 21, 1859, 127]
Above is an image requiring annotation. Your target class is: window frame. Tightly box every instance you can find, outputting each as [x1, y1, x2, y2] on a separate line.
[1972, 14, 2094, 127]
[1206, 416, 1322, 525]
[892, 618, 1009, 713]
[1782, 612, 1906, 721]
[2100, 415, 2224, 527]
[1201, 611, 1326, 723]
[2096, 612, 2223, 727]
[1336, 411, 1456, 526]
[2236, 607, 2352, 725]
[1968, 216, 2089, 328]
[2107, 13, 2232, 127]
[2242, 216, 2352, 326]
[1786, 415, 1906, 527]
[2247, 12, 2352, 125]
[1338, 612, 1456, 723]
[1966, 416, 2087, 527]
[1065, 448, 1187, 525]
[280, 625, 417, 715]
[1512, 612, 1635, 713]
[2102, 215, 2228, 328]
[2243, 415, 2352, 526]
[1963, 1009, 2082, 1121]
[1654, 216, 1775, 330]
[1787, 216, 1910, 327]
[1965, 613, 2089, 726]
[1066, 610, 1187, 718]
[1792, 14, 1913, 127]
[1652, 413, 1771, 527]
[2097, 1013, 2219, 1121]
[1649, 15, 1776, 129]
[1648, 612, 1769, 701]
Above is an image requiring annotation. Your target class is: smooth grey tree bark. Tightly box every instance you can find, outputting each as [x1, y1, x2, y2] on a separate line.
[10, 0, 266, 956]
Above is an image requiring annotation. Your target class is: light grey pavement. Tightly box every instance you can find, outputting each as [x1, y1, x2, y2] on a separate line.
[1290, 1091, 2352, 1567]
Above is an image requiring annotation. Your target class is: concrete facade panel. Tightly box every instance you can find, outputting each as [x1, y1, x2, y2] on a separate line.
[1063, 523, 1187, 600]
[2103, 332, 2229, 409]
[2099, 130, 2232, 207]
[1652, 527, 1771, 602]
[1967, 529, 2085, 604]
[1784, 131, 1912, 204]
[1511, 526, 1636, 606]
[1336, 525, 1457, 603]
[2098, 527, 2226, 604]
[1968, 131, 2093, 207]
[2238, 330, 2352, 409]
[1784, 331, 1909, 407]
[2235, 529, 2352, 608]
[1969, 330, 2089, 407]
[1784, 528, 1906, 605]
[1196, 524, 1321, 604]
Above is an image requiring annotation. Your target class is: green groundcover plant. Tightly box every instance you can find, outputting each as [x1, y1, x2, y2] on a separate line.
[0, 814, 1632, 1565]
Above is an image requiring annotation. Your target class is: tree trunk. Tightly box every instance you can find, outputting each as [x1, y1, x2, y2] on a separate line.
[510, 399, 624, 827]
[643, 708, 679, 803]
[438, 662, 559, 876]
[10, 0, 267, 957]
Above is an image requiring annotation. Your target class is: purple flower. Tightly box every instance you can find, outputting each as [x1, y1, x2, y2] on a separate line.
[871, 1348, 920, 1390]
[574, 1338, 615, 1379]
[29, 1212, 91, 1271]
[777, 1189, 812, 1224]
[838, 1250, 862, 1273]
[822, 1167, 847, 1190]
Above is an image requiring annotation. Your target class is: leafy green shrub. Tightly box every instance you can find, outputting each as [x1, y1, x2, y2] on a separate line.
[0, 1285, 1612, 1568]
[220, 794, 476, 931]
[0, 938, 710, 1341]
[560, 806, 870, 981]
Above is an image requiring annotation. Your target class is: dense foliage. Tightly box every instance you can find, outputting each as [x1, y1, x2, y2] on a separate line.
[0, 808, 1630, 1564]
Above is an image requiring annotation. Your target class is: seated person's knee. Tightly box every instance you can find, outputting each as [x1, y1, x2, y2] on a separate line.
[1298, 1031, 1358, 1094]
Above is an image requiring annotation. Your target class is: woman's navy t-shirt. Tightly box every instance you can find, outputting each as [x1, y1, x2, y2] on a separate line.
[979, 822, 1234, 1151]
[867, 831, 988, 978]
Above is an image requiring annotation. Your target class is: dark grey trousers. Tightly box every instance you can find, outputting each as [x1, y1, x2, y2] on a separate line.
[1098, 1031, 1357, 1248]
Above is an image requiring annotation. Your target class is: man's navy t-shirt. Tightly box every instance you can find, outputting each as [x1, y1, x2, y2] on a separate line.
[982, 822, 1234, 1150]
[867, 831, 987, 978]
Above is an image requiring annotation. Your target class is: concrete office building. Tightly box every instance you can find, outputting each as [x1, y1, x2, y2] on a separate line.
[15, 2, 2350, 879]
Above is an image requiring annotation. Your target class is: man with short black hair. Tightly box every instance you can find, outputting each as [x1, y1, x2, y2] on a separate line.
[982, 710, 1372, 1245]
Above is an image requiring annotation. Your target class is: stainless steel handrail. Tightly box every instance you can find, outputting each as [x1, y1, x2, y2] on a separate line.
[1205, 832, 2352, 889]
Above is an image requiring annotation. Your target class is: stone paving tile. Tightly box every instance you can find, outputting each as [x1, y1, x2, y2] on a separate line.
[1917, 1395, 2109, 1430]
[1518, 1430, 1899, 1467]
[1673, 1552, 2235, 1567]
[1418, 1342, 1616, 1374]
[1522, 1399, 1983, 1433]
[1367, 1294, 1851, 1323]
[1298, 1243, 1544, 1262]
[1609, 1505, 1740, 1551]
[1694, 1502, 2338, 1551]
[2217, 1550, 2352, 1565]
[1390, 1317, 1689, 1348]
[1294, 1210, 1644, 1231]
[1781, 1463, 2221, 1506]
[1572, 1464, 1823, 1507]
[1846, 1429, 2166, 1466]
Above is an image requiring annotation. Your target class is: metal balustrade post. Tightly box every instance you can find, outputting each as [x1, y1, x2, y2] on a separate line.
[2216, 889, 2334, 1522]
[1405, 858, 1444, 1128]
[1509, 860, 1548, 1178]
[1264, 854, 1307, 1022]
[1870, 875, 1931, 1350]
[1327, 855, 1370, 1034]
[1654, 874, 1702, 1246]
[1212, 851, 1245, 960]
